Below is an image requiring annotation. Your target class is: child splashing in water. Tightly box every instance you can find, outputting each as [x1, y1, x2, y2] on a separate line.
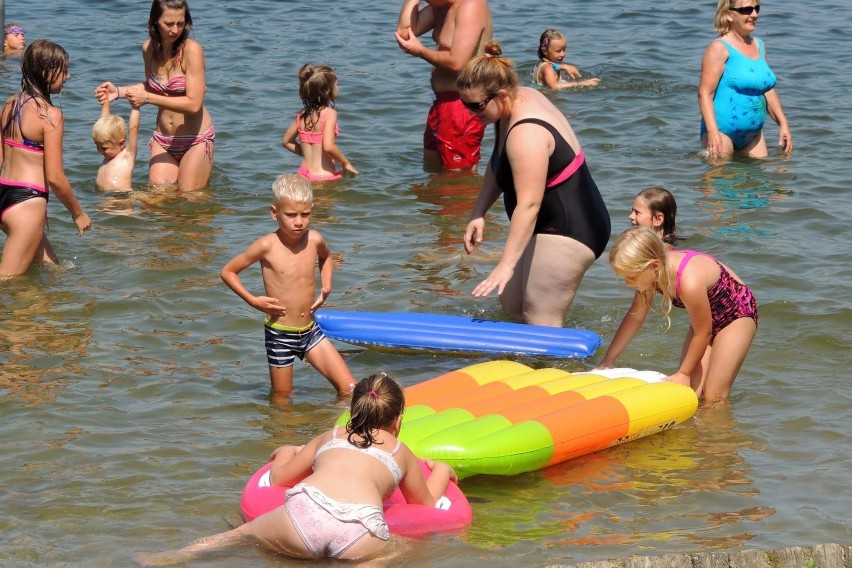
[135, 372, 457, 565]
[629, 186, 679, 247]
[532, 28, 600, 89]
[594, 227, 757, 403]
[282, 64, 358, 182]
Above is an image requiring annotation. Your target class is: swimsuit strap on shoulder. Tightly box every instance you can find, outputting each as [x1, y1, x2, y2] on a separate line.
[674, 250, 711, 298]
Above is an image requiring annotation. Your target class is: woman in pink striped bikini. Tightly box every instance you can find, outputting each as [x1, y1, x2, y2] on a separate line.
[96, 0, 214, 191]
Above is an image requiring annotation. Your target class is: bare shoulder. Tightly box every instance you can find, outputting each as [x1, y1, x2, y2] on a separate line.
[250, 232, 280, 253]
[683, 253, 722, 285]
[307, 229, 327, 247]
[703, 38, 729, 59]
[182, 39, 205, 59]
[456, 0, 491, 23]
[45, 105, 64, 128]
[458, 0, 490, 13]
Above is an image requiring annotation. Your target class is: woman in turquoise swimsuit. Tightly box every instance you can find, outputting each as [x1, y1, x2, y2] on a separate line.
[698, 0, 792, 159]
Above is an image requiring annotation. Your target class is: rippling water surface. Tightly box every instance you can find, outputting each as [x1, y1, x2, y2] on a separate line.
[2, 1, 850, 566]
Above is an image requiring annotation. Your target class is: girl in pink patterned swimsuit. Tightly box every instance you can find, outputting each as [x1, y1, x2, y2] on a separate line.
[136, 372, 455, 565]
[281, 64, 358, 182]
[594, 227, 757, 403]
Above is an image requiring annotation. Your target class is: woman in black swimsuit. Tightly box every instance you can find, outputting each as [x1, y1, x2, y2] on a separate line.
[457, 41, 610, 327]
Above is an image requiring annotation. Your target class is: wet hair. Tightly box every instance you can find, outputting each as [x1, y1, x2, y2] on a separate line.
[18, 39, 68, 107]
[457, 41, 520, 101]
[714, 0, 758, 34]
[346, 372, 405, 449]
[537, 28, 565, 61]
[609, 226, 675, 329]
[271, 173, 312, 205]
[92, 114, 127, 145]
[148, 0, 193, 61]
[636, 186, 678, 246]
[297, 64, 338, 131]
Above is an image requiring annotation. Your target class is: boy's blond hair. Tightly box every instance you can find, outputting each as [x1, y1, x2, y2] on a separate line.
[92, 114, 127, 145]
[272, 173, 313, 205]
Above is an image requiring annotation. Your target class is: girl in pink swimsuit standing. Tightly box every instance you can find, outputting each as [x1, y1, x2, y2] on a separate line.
[594, 227, 757, 403]
[281, 64, 358, 182]
[135, 372, 456, 564]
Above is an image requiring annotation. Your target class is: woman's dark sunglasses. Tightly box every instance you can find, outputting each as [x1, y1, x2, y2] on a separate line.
[730, 5, 760, 15]
[461, 94, 494, 113]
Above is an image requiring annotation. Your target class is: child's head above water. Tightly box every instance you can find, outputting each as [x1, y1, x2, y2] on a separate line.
[298, 64, 338, 111]
[92, 115, 128, 158]
[4, 23, 26, 52]
[346, 371, 405, 449]
[630, 186, 678, 246]
[537, 28, 566, 63]
[272, 173, 312, 206]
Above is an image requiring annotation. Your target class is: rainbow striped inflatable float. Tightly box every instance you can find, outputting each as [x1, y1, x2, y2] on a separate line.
[340, 361, 698, 478]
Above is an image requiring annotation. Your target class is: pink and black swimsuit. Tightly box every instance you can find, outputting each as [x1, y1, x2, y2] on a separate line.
[671, 250, 758, 337]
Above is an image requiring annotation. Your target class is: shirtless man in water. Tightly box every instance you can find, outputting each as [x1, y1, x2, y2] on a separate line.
[396, 0, 492, 172]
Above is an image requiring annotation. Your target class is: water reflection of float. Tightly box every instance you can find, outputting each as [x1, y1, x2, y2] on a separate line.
[345, 361, 698, 479]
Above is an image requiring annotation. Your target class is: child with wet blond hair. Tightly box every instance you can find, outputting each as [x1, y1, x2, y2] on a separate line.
[220, 174, 355, 401]
[92, 85, 140, 191]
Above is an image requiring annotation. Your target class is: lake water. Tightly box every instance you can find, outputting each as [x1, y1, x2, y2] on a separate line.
[1, 1, 850, 566]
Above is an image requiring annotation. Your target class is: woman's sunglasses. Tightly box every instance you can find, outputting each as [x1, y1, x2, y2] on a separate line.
[461, 94, 494, 113]
[730, 5, 760, 15]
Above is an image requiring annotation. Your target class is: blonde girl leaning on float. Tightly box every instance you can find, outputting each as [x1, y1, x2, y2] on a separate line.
[96, 0, 214, 191]
[0, 40, 91, 277]
[594, 227, 757, 403]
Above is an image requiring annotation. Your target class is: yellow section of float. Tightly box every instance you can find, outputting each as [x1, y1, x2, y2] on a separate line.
[395, 361, 699, 477]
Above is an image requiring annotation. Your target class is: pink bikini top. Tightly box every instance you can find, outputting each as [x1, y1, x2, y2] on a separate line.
[314, 426, 403, 485]
[297, 107, 339, 144]
[148, 73, 186, 96]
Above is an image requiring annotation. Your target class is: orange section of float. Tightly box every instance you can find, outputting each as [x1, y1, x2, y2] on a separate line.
[397, 362, 698, 478]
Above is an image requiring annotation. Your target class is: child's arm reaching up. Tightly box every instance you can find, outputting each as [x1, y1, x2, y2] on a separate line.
[126, 105, 141, 162]
[100, 91, 111, 117]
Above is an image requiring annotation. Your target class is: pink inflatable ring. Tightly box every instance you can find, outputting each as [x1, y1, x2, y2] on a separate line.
[240, 460, 472, 537]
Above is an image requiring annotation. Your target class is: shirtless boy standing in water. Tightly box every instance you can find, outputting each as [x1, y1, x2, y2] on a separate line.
[220, 174, 355, 402]
[396, 0, 492, 172]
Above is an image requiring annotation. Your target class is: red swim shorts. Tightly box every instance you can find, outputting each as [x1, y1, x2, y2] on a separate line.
[423, 91, 485, 170]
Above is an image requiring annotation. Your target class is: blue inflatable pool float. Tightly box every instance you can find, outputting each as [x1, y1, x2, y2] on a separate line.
[315, 311, 602, 358]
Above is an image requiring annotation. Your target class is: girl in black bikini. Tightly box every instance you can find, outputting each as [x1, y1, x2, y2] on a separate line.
[0, 39, 91, 277]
